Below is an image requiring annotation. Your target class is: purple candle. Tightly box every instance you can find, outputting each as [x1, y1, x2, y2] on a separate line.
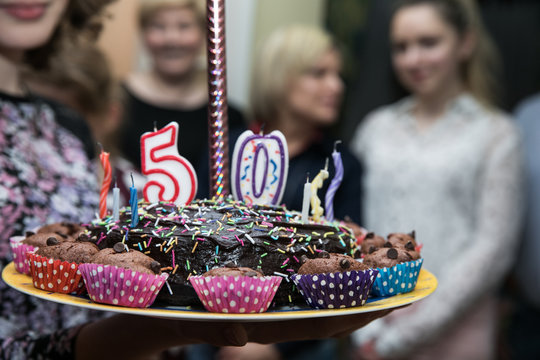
[324, 141, 344, 221]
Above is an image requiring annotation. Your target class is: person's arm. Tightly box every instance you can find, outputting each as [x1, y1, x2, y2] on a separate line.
[369, 119, 525, 358]
[75, 309, 393, 360]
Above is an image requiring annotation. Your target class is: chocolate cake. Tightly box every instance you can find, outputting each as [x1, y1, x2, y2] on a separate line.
[85, 198, 360, 306]
[297, 252, 368, 275]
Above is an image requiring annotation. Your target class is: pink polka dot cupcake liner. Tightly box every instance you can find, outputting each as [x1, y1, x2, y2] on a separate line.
[26, 253, 85, 294]
[78, 263, 169, 308]
[9, 236, 35, 275]
[291, 269, 379, 309]
[189, 275, 282, 313]
[370, 258, 423, 297]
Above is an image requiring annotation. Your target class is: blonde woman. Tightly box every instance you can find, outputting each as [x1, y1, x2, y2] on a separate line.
[351, 0, 525, 359]
[120, 0, 245, 197]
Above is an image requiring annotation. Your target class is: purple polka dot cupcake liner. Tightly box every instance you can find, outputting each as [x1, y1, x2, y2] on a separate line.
[370, 258, 423, 297]
[189, 275, 282, 313]
[291, 269, 379, 309]
[78, 263, 169, 308]
[9, 236, 34, 275]
[27, 253, 85, 294]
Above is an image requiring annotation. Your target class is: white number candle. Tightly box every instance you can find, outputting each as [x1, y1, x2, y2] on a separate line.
[231, 130, 288, 206]
[140, 122, 198, 206]
[310, 160, 329, 222]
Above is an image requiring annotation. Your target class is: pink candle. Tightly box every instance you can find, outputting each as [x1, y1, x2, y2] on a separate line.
[99, 147, 112, 219]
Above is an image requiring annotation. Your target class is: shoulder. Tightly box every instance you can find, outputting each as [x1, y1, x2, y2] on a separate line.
[514, 93, 540, 127]
[37, 96, 96, 159]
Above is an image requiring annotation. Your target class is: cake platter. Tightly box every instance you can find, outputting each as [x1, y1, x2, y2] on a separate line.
[3, 262, 437, 322]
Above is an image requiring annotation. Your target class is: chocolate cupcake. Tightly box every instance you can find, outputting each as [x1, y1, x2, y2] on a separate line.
[360, 232, 386, 255]
[291, 252, 378, 309]
[189, 264, 282, 313]
[27, 237, 99, 294]
[363, 239, 423, 297]
[78, 243, 168, 308]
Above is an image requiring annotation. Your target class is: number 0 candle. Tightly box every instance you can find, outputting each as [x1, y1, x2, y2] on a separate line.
[231, 130, 288, 205]
[99, 146, 112, 219]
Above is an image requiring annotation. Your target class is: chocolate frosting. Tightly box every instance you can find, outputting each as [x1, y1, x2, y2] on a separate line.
[86, 198, 360, 306]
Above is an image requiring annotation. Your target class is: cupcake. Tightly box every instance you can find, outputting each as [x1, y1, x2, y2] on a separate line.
[189, 263, 282, 313]
[363, 242, 423, 297]
[291, 252, 378, 309]
[78, 242, 168, 308]
[10, 222, 82, 274]
[27, 236, 99, 294]
[360, 232, 386, 255]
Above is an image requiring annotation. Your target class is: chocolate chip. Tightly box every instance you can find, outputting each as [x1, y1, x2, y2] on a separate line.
[113, 242, 125, 253]
[245, 271, 259, 277]
[387, 248, 398, 259]
[409, 230, 416, 239]
[25, 231, 35, 237]
[150, 261, 161, 274]
[319, 251, 330, 259]
[405, 241, 415, 251]
[383, 242, 393, 248]
[340, 259, 351, 269]
[55, 231, 68, 239]
[368, 246, 377, 254]
[225, 262, 236, 268]
[365, 232, 374, 239]
[46, 237, 59, 246]
[300, 255, 309, 264]
[77, 233, 90, 242]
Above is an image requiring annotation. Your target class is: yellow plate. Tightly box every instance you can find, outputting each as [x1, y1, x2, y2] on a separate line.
[2, 262, 437, 322]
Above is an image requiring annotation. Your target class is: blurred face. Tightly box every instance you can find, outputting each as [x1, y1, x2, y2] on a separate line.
[284, 49, 344, 127]
[142, 6, 204, 79]
[390, 4, 468, 98]
[0, 0, 68, 59]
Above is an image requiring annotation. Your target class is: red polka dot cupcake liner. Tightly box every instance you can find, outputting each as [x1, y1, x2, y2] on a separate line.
[9, 236, 34, 275]
[78, 263, 169, 308]
[26, 253, 85, 294]
[189, 275, 282, 313]
[370, 258, 423, 297]
[291, 269, 379, 309]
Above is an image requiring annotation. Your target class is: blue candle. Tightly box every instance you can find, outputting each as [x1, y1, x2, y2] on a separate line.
[129, 173, 139, 227]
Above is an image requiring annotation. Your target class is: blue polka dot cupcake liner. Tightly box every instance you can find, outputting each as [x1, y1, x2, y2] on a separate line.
[79, 263, 169, 308]
[370, 258, 423, 297]
[189, 275, 282, 313]
[291, 269, 379, 309]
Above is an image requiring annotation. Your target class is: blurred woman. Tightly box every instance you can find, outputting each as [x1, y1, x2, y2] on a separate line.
[351, 0, 524, 359]
[120, 0, 245, 198]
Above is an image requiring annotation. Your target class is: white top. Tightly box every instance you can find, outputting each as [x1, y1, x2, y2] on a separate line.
[350, 94, 525, 356]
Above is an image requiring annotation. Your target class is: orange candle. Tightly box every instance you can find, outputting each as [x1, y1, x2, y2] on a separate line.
[99, 148, 112, 218]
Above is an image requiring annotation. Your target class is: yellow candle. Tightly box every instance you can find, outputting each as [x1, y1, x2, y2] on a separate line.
[310, 159, 329, 222]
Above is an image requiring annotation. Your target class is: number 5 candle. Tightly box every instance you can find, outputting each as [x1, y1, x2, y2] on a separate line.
[140, 122, 198, 206]
[231, 130, 288, 206]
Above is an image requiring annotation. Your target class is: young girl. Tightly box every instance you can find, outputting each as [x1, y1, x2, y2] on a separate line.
[351, 0, 524, 359]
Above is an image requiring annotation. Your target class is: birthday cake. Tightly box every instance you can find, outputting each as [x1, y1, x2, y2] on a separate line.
[85, 198, 360, 307]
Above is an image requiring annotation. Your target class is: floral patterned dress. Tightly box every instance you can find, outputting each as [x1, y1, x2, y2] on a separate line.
[0, 91, 105, 359]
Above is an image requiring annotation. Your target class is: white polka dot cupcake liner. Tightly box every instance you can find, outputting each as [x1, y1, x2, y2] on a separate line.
[291, 269, 379, 309]
[9, 236, 34, 275]
[26, 253, 85, 294]
[78, 263, 169, 308]
[189, 275, 282, 313]
[370, 258, 423, 297]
